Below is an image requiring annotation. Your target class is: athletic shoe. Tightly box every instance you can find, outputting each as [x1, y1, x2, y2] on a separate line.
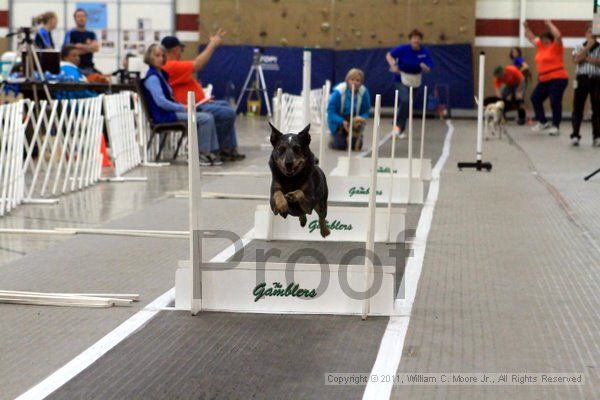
[198, 153, 212, 166]
[396, 131, 407, 139]
[207, 153, 223, 166]
[531, 122, 551, 132]
[570, 135, 580, 146]
[219, 148, 246, 161]
[231, 148, 246, 160]
[594, 138, 600, 147]
[547, 126, 559, 136]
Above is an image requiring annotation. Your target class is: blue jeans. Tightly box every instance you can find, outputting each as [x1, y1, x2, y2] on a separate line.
[330, 120, 364, 150]
[175, 111, 219, 154]
[394, 81, 422, 132]
[500, 85, 526, 122]
[531, 78, 568, 128]
[198, 100, 238, 149]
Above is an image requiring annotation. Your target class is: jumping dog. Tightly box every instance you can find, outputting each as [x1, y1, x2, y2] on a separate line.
[268, 122, 330, 238]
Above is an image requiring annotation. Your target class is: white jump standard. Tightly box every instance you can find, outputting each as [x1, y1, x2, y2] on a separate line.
[458, 52, 493, 171]
[176, 92, 398, 317]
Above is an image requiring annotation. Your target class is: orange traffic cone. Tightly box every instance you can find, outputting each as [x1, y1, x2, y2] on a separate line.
[100, 135, 113, 167]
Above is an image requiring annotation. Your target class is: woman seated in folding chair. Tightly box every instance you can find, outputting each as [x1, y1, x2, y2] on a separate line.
[142, 43, 222, 166]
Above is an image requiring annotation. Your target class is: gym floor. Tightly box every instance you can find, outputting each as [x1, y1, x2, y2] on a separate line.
[0, 116, 598, 399]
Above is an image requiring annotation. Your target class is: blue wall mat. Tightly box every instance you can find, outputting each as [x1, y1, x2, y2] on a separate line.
[197, 45, 334, 114]
[334, 44, 474, 110]
[196, 44, 473, 114]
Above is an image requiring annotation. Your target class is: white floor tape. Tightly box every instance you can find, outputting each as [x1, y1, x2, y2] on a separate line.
[14, 229, 253, 400]
[363, 120, 454, 400]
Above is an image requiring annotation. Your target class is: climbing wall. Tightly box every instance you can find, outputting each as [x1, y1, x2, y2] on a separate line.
[199, 0, 476, 49]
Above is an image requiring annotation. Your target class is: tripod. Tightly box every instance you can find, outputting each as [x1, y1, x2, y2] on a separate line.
[235, 48, 271, 117]
[3, 27, 52, 103]
[584, 168, 600, 181]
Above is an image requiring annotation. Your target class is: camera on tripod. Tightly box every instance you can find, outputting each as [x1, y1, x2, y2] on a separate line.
[252, 47, 265, 66]
[7, 26, 35, 44]
[235, 46, 272, 116]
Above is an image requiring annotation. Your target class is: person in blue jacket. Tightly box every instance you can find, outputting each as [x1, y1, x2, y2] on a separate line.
[386, 29, 433, 138]
[33, 11, 57, 49]
[327, 68, 371, 151]
[142, 43, 221, 166]
[57, 45, 97, 99]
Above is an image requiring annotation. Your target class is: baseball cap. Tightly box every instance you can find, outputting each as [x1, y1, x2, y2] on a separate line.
[161, 36, 185, 50]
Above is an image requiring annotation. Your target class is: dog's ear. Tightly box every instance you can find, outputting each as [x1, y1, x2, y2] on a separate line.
[269, 121, 283, 147]
[298, 124, 311, 147]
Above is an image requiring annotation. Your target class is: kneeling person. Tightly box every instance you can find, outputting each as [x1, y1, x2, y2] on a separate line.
[493, 64, 526, 124]
[327, 68, 371, 151]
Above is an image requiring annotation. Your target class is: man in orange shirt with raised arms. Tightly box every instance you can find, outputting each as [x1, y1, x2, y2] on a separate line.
[161, 30, 245, 161]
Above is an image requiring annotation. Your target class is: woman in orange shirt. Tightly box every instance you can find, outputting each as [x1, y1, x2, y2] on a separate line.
[524, 20, 569, 135]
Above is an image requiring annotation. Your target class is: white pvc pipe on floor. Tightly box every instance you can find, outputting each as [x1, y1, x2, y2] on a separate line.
[362, 94, 381, 320]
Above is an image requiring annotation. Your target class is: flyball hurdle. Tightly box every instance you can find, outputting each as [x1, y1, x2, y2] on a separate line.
[255, 87, 405, 243]
[326, 86, 433, 206]
[202, 83, 423, 205]
[176, 92, 397, 317]
[331, 86, 432, 181]
[202, 56, 429, 205]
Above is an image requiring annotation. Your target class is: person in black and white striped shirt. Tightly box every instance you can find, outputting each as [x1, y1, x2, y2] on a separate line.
[571, 23, 600, 147]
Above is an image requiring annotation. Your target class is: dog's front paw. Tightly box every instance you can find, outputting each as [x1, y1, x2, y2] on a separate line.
[285, 192, 299, 203]
[273, 195, 289, 215]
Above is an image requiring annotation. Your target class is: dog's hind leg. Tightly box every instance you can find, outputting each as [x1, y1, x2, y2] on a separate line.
[314, 201, 330, 238]
[299, 215, 307, 227]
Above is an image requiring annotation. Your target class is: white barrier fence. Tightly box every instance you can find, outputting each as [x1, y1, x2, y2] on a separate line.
[0, 100, 26, 216]
[103, 92, 144, 179]
[0, 92, 146, 217]
[22, 97, 104, 201]
[275, 87, 325, 134]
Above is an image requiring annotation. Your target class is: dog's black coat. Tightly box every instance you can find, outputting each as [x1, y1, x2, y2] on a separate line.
[268, 123, 330, 237]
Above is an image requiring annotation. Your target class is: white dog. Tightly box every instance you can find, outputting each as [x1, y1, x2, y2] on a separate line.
[484, 100, 505, 139]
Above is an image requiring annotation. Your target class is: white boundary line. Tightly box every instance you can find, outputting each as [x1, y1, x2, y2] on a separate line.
[14, 229, 254, 400]
[363, 120, 454, 400]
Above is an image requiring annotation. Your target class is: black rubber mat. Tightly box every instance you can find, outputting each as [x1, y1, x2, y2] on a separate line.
[48, 311, 388, 400]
